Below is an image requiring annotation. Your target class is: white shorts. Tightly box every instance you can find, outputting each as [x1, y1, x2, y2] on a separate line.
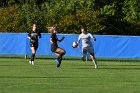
[82, 46, 94, 55]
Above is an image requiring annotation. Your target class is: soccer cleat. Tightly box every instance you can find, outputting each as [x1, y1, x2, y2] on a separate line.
[95, 65, 98, 69]
[32, 61, 34, 65]
[29, 61, 32, 64]
[81, 56, 85, 61]
[57, 61, 61, 68]
[54, 59, 61, 68]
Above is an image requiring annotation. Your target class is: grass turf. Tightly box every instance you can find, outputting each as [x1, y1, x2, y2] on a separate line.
[0, 58, 140, 93]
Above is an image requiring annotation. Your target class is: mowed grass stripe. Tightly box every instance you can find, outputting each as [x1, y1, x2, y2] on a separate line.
[0, 58, 140, 93]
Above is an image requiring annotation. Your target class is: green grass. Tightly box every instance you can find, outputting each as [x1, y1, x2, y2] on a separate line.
[0, 58, 140, 93]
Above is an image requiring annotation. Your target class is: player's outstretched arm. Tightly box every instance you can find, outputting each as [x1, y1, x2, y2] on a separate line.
[77, 39, 80, 45]
[76, 39, 81, 48]
[58, 37, 65, 42]
[90, 33, 96, 42]
[38, 32, 42, 38]
[27, 36, 31, 39]
[93, 37, 96, 42]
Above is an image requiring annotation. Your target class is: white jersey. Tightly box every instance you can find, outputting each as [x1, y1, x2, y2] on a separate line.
[78, 33, 94, 48]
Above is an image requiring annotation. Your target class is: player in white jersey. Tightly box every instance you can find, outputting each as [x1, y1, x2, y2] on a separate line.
[77, 27, 98, 68]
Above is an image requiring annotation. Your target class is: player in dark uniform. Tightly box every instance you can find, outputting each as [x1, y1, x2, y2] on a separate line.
[27, 24, 41, 65]
[49, 26, 66, 68]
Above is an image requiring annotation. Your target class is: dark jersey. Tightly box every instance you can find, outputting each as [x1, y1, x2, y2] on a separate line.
[50, 33, 58, 52]
[51, 33, 58, 47]
[28, 31, 41, 44]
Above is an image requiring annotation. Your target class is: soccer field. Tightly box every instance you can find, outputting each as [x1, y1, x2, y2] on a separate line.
[0, 58, 140, 93]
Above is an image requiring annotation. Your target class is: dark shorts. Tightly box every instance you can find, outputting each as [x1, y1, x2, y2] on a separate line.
[30, 43, 38, 50]
[51, 45, 58, 52]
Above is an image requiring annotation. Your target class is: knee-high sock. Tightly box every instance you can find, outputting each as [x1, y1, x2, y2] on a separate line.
[31, 53, 35, 61]
[57, 52, 65, 63]
[93, 58, 97, 65]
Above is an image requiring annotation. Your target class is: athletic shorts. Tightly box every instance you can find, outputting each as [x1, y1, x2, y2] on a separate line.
[51, 45, 58, 52]
[82, 46, 94, 55]
[30, 43, 38, 50]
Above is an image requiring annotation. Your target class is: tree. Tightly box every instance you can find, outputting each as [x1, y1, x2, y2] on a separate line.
[122, 0, 140, 35]
[58, 10, 106, 34]
[0, 0, 139, 34]
[0, 6, 21, 32]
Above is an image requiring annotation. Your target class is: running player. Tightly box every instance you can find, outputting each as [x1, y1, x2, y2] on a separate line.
[77, 27, 98, 68]
[49, 26, 66, 68]
[27, 23, 41, 65]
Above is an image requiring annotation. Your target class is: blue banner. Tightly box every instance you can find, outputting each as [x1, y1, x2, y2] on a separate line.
[94, 35, 140, 58]
[0, 33, 26, 54]
[0, 33, 140, 58]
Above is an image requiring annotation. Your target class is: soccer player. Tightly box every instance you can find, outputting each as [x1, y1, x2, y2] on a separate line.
[77, 27, 98, 68]
[27, 23, 41, 65]
[49, 26, 66, 68]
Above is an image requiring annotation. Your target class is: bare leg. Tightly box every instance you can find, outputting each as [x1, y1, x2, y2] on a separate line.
[90, 54, 98, 68]
[30, 47, 36, 65]
[55, 47, 66, 68]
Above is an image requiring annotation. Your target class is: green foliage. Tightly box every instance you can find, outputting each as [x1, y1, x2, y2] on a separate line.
[101, 3, 116, 16]
[122, 0, 140, 23]
[19, 4, 47, 32]
[0, 5, 21, 32]
[43, 0, 96, 26]
[0, 0, 139, 35]
[122, 0, 140, 34]
[58, 10, 106, 34]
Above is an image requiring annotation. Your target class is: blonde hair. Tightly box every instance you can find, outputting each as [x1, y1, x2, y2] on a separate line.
[47, 26, 57, 33]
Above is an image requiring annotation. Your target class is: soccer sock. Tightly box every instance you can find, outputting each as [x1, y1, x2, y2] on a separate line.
[93, 59, 97, 65]
[82, 54, 86, 61]
[56, 52, 66, 67]
[57, 56, 61, 62]
[31, 53, 35, 61]
[57, 52, 65, 62]
[83, 54, 86, 57]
